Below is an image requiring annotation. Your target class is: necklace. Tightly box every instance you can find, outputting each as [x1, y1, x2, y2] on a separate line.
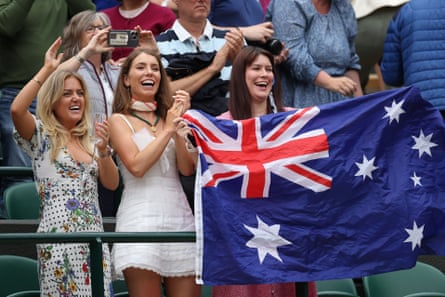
[130, 111, 160, 132]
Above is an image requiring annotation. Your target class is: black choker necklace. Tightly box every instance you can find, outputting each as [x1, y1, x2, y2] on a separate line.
[130, 111, 160, 132]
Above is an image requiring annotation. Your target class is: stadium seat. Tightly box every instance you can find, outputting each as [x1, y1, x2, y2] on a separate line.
[4, 181, 40, 219]
[0, 255, 39, 297]
[403, 293, 445, 297]
[316, 278, 359, 297]
[363, 262, 445, 297]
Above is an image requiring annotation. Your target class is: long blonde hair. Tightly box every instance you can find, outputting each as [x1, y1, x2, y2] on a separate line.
[36, 70, 92, 162]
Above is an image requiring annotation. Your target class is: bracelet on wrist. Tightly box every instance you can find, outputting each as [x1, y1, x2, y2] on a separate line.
[97, 145, 112, 159]
[75, 53, 86, 64]
[32, 77, 42, 87]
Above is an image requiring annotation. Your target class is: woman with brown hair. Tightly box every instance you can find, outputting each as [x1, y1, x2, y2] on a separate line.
[109, 47, 200, 297]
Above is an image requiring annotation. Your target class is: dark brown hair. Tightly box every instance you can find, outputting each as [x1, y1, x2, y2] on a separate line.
[228, 46, 284, 120]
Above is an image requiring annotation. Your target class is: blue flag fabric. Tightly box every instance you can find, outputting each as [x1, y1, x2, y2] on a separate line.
[183, 86, 445, 286]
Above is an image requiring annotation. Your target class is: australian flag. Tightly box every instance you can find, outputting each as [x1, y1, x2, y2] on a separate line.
[183, 86, 445, 286]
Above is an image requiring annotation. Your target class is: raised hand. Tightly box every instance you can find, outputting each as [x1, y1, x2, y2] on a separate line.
[44, 37, 64, 71]
[83, 26, 114, 58]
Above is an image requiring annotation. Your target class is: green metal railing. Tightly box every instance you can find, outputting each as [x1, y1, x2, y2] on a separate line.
[0, 231, 309, 296]
[0, 166, 33, 177]
[0, 232, 195, 297]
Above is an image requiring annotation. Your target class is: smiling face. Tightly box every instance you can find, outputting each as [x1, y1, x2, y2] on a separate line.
[245, 54, 274, 104]
[53, 76, 86, 130]
[124, 52, 161, 102]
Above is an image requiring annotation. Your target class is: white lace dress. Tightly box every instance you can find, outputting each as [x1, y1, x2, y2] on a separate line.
[112, 115, 196, 279]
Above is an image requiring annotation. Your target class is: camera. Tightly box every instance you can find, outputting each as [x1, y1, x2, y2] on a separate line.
[108, 30, 139, 48]
[247, 38, 283, 56]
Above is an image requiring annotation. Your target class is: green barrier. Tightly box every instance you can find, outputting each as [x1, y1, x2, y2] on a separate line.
[0, 232, 195, 297]
[0, 166, 33, 177]
[0, 231, 309, 297]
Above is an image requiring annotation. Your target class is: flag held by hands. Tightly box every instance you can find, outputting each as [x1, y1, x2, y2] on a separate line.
[183, 86, 445, 285]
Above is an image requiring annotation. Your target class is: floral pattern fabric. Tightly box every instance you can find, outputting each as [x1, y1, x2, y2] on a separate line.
[14, 118, 112, 297]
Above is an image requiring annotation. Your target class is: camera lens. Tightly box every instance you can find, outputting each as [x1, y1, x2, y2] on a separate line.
[267, 39, 283, 55]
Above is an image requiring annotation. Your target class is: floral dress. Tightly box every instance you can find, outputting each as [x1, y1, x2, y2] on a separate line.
[14, 118, 112, 297]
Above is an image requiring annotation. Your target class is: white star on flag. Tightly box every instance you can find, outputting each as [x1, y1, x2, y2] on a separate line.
[244, 215, 291, 264]
[383, 99, 406, 124]
[354, 155, 378, 180]
[410, 172, 422, 187]
[404, 220, 424, 251]
[412, 129, 438, 157]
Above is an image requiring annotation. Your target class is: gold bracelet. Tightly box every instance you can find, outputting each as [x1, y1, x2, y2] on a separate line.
[75, 53, 86, 64]
[32, 77, 42, 87]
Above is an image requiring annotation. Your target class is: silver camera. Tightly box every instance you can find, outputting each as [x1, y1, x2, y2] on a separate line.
[108, 30, 139, 48]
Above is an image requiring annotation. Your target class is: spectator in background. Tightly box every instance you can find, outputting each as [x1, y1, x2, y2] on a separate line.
[109, 48, 199, 297]
[156, 0, 243, 116]
[11, 38, 119, 297]
[209, 0, 275, 45]
[61, 11, 117, 134]
[0, 0, 95, 217]
[102, 0, 176, 61]
[210, 45, 317, 297]
[59, 10, 119, 216]
[266, 0, 363, 108]
[156, 0, 244, 205]
[380, 0, 445, 117]
[59, 10, 161, 215]
[351, 0, 408, 91]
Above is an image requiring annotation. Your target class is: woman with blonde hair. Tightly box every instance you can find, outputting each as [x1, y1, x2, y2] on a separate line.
[11, 38, 119, 296]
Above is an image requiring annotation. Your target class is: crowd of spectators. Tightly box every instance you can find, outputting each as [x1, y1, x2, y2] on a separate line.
[3, 0, 438, 296]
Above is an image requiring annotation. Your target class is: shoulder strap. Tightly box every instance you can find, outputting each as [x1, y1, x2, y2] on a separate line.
[116, 114, 135, 133]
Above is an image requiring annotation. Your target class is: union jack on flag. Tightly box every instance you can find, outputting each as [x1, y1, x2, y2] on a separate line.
[183, 86, 445, 286]
[187, 106, 332, 199]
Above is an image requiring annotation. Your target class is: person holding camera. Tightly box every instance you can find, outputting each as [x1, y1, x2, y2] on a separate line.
[102, 0, 176, 61]
[266, 0, 363, 108]
[59, 10, 160, 216]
